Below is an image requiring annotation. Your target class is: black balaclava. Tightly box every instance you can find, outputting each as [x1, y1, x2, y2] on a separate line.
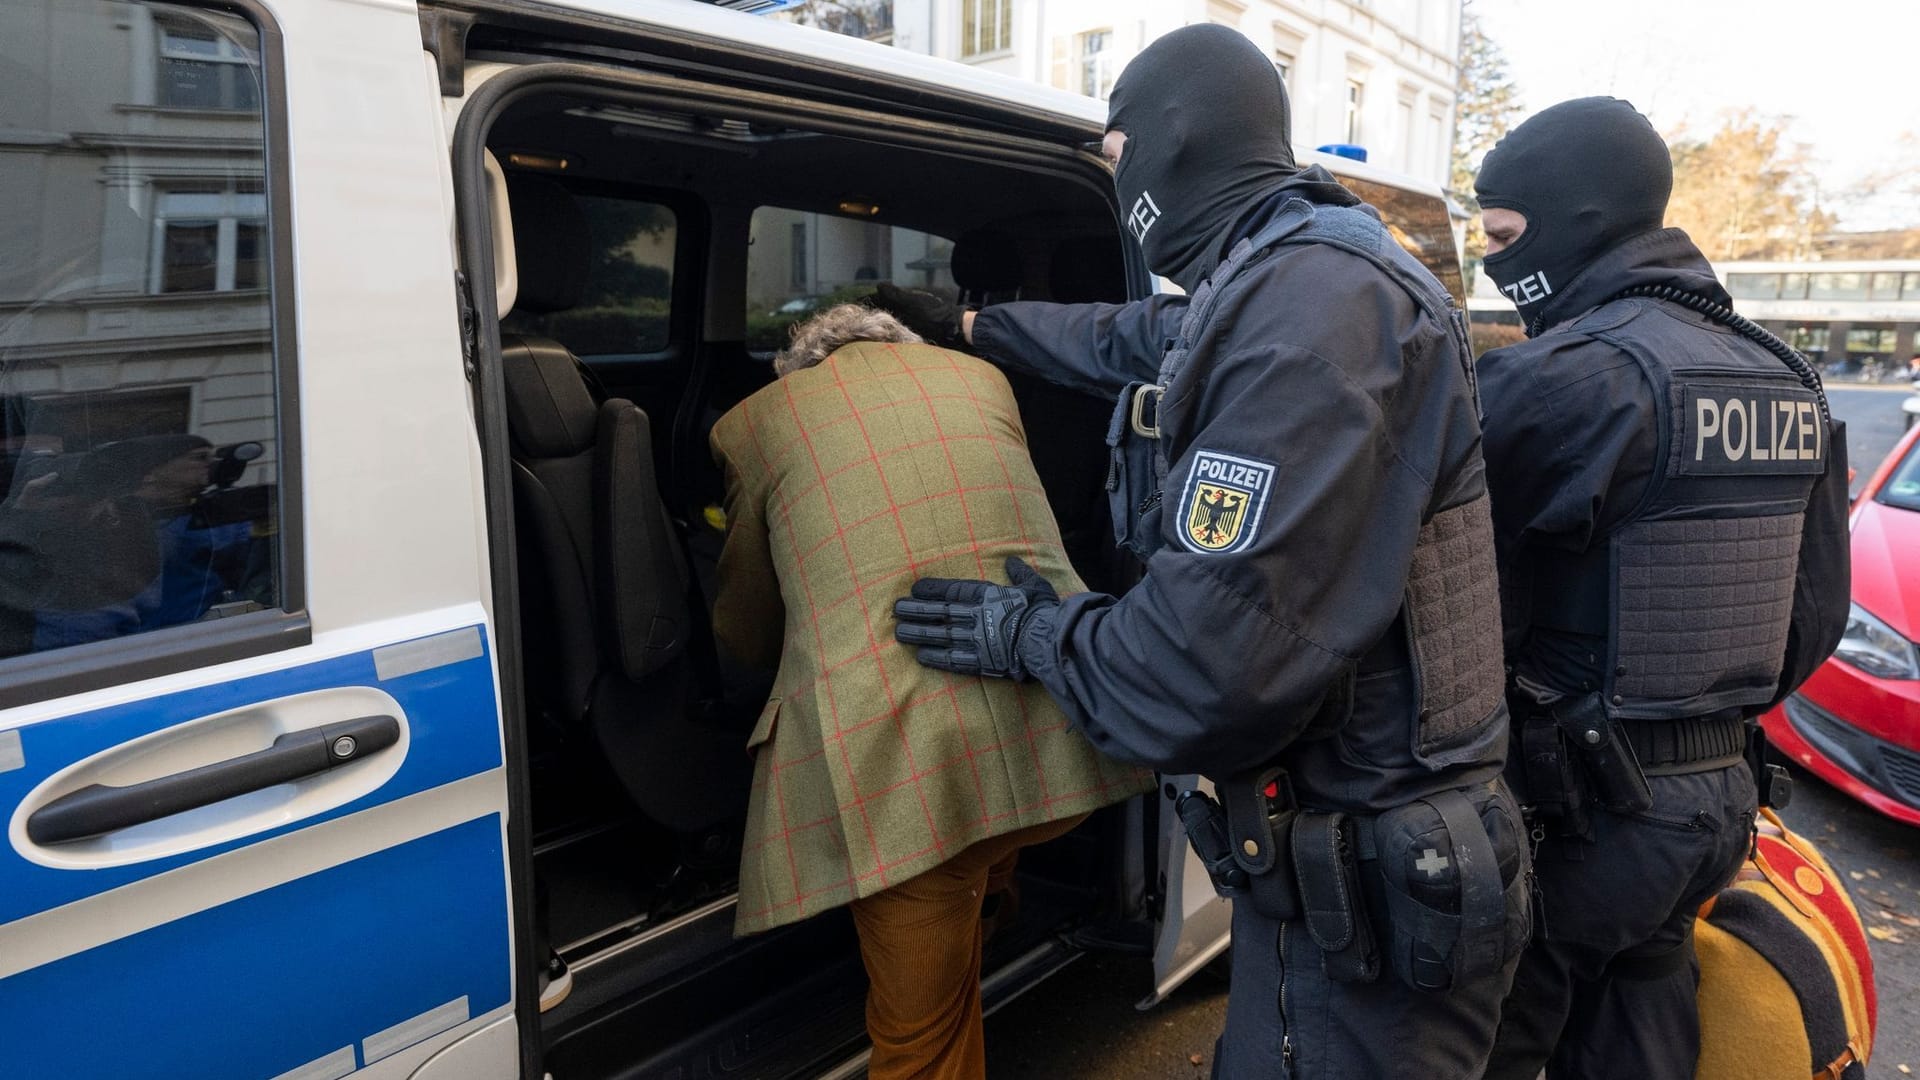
[1107, 25, 1297, 293]
[1475, 96, 1672, 333]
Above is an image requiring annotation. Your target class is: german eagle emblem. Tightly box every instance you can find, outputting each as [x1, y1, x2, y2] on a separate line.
[1178, 451, 1275, 555]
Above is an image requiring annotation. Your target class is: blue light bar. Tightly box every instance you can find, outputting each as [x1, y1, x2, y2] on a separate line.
[1316, 143, 1369, 162]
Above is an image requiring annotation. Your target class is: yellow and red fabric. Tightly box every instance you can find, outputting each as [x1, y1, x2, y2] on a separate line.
[1695, 808, 1876, 1080]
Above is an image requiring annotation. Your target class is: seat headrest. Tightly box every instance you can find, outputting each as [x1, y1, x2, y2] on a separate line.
[1048, 236, 1127, 304]
[950, 229, 1023, 295]
[502, 335, 598, 458]
[506, 175, 591, 315]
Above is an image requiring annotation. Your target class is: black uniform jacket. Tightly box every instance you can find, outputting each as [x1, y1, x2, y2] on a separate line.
[1476, 228, 1749, 693]
[973, 178, 1497, 806]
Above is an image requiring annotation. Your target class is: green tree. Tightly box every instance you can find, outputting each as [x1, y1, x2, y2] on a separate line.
[1667, 110, 1830, 261]
[1451, 4, 1523, 282]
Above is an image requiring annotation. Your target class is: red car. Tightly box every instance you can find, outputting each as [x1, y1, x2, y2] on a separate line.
[1762, 422, 1920, 826]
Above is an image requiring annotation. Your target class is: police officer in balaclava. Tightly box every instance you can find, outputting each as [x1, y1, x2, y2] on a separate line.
[877, 25, 1529, 1078]
[1472, 98, 1848, 1080]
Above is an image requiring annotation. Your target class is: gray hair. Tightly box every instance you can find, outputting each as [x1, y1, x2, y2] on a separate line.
[773, 303, 923, 377]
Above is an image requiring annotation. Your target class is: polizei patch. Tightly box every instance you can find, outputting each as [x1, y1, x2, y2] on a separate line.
[1677, 383, 1826, 476]
[1179, 450, 1275, 554]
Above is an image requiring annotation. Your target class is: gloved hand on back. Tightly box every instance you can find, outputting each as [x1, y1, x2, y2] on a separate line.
[893, 557, 1059, 679]
[869, 283, 968, 350]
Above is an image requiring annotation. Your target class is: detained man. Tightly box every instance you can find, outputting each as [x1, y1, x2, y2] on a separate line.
[708, 304, 1150, 1080]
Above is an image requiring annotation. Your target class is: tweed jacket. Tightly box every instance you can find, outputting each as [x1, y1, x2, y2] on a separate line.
[711, 341, 1151, 935]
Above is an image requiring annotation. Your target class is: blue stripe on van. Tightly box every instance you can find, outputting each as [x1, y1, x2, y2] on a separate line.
[0, 814, 511, 1079]
[0, 626, 501, 923]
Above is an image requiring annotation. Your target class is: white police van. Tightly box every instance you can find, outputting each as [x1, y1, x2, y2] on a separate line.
[0, 2, 1466, 1076]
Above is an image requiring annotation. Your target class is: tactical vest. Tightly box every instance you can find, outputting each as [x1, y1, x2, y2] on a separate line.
[1528, 300, 1826, 723]
[1106, 198, 1505, 765]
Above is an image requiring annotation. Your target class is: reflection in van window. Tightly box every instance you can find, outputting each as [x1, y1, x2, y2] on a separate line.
[1341, 177, 1466, 303]
[0, 0, 282, 659]
[746, 207, 956, 353]
[499, 193, 676, 357]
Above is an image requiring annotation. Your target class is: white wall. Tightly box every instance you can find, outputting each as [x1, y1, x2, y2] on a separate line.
[872, 0, 1462, 189]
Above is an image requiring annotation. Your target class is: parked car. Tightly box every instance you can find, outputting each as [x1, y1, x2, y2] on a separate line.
[1762, 422, 1920, 826]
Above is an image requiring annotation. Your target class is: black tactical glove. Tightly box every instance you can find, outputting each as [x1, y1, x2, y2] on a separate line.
[870, 283, 967, 349]
[893, 557, 1059, 679]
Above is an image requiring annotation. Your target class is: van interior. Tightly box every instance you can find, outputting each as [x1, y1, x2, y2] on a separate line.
[477, 84, 1151, 1076]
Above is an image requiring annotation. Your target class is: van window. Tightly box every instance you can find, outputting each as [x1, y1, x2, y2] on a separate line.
[746, 207, 955, 353]
[499, 193, 677, 357]
[0, 0, 286, 660]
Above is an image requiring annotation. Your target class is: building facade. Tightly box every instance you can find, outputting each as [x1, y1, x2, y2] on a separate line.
[778, 0, 1463, 191]
[1722, 261, 1920, 380]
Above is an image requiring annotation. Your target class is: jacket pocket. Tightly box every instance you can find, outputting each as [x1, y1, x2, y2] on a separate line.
[746, 697, 780, 753]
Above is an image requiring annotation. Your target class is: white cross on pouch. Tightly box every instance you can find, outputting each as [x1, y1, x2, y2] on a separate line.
[1416, 848, 1450, 878]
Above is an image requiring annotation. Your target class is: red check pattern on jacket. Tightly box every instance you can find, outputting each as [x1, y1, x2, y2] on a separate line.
[711, 341, 1151, 936]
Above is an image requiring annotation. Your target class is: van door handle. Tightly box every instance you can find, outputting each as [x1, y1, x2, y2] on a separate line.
[25, 715, 401, 845]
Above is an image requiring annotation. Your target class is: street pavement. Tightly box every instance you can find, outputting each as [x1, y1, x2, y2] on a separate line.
[985, 386, 1917, 1077]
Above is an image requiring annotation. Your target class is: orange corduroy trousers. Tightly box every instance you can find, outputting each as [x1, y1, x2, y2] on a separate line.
[847, 814, 1087, 1080]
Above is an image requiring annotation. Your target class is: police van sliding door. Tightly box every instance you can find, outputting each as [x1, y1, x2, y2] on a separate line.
[0, 3, 518, 1078]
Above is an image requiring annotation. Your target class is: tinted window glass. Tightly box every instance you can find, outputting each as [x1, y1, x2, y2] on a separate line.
[1726, 273, 1781, 300]
[1809, 273, 1867, 300]
[0, 1, 283, 659]
[1340, 178, 1465, 302]
[746, 207, 956, 353]
[499, 193, 676, 357]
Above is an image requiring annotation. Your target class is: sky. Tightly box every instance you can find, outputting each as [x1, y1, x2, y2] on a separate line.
[1469, 0, 1920, 231]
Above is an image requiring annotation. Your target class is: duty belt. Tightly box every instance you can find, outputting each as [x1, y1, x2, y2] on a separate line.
[1618, 714, 1748, 776]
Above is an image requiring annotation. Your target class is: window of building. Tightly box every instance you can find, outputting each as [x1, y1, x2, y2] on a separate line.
[150, 185, 268, 293]
[1808, 272, 1867, 300]
[1869, 272, 1903, 300]
[1726, 273, 1782, 300]
[1780, 272, 1810, 299]
[1273, 52, 1293, 86]
[499, 193, 677, 357]
[1783, 325, 1829, 355]
[961, 0, 1012, 57]
[1079, 29, 1115, 98]
[1428, 108, 1447, 178]
[1846, 328, 1896, 355]
[0, 0, 290, 664]
[746, 207, 955, 354]
[157, 20, 259, 111]
[1903, 272, 1920, 299]
[1397, 98, 1415, 168]
[1345, 81, 1365, 144]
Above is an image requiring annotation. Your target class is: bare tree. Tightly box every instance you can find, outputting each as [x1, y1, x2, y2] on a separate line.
[1666, 110, 1832, 262]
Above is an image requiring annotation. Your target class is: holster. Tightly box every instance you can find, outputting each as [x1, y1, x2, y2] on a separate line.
[1175, 789, 1247, 896]
[1745, 722, 1793, 810]
[1552, 692, 1654, 814]
[1219, 766, 1299, 921]
[1291, 811, 1380, 983]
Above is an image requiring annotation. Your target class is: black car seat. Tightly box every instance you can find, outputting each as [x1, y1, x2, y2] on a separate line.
[1047, 235, 1127, 304]
[499, 175, 748, 832]
[950, 228, 1025, 308]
